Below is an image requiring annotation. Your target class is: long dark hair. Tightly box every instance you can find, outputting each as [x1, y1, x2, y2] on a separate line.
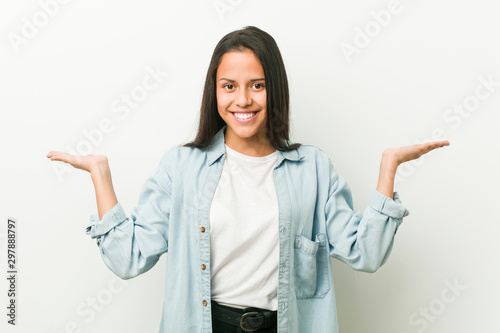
[183, 26, 301, 151]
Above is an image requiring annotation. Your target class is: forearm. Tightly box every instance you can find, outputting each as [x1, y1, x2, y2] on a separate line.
[90, 162, 118, 220]
[376, 151, 399, 199]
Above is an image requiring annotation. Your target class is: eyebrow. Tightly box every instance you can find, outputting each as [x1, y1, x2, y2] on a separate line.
[218, 78, 265, 82]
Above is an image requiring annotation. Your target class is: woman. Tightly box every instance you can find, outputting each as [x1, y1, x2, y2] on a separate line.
[46, 26, 449, 333]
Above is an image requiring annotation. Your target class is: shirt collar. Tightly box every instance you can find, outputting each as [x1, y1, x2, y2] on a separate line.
[206, 125, 304, 167]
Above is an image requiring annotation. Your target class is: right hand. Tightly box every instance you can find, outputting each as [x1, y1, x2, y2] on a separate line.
[46, 151, 109, 173]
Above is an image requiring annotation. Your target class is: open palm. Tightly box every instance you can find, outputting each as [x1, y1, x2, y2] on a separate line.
[46, 151, 108, 173]
[386, 140, 450, 165]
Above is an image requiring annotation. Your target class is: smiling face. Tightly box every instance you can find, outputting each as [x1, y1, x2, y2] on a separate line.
[216, 48, 274, 156]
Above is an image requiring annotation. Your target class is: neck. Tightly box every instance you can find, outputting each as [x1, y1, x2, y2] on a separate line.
[224, 132, 275, 157]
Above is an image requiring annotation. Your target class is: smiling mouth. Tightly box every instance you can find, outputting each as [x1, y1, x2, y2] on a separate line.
[230, 111, 259, 120]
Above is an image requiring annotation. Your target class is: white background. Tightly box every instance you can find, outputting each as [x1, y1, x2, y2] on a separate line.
[1, 0, 499, 332]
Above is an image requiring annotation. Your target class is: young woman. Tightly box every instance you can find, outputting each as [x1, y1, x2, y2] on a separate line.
[46, 26, 449, 333]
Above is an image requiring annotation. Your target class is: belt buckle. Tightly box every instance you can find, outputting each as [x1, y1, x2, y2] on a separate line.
[240, 311, 260, 332]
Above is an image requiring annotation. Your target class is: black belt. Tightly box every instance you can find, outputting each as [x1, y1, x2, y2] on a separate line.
[211, 300, 277, 332]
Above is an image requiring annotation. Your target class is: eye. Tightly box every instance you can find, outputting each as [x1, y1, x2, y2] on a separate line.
[253, 83, 265, 89]
[223, 84, 234, 90]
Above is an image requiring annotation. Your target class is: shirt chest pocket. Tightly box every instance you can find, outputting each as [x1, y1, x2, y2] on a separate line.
[293, 233, 331, 299]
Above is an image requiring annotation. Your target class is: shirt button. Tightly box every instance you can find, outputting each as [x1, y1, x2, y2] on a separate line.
[201, 264, 206, 270]
[200, 227, 205, 232]
[203, 300, 208, 306]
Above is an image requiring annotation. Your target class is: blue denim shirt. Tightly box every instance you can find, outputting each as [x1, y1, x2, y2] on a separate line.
[86, 125, 410, 333]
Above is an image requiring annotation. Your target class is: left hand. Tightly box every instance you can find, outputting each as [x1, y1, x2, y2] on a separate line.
[384, 140, 450, 165]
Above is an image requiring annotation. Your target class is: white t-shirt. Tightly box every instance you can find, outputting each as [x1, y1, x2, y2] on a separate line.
[209, 144, 279, 311]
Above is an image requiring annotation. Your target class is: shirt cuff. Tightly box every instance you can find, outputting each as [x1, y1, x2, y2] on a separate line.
[369, 189, 410, 219]
[86, 202, 127, 239]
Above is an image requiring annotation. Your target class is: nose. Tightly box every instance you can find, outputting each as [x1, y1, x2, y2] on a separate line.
[235, 87, 252, 107]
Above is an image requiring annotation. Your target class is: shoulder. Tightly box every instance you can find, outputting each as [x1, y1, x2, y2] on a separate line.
[159, 144, 201, 161]
[294, 143, 333, 164]
[157, 144, 208, 174]
[292, 143, 339, 184]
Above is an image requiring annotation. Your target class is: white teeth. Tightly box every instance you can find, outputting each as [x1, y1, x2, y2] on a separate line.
[234, 112, 256, 119]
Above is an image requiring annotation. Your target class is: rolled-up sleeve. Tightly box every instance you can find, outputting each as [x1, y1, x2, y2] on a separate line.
[324, 162, 409, 273]
[85, 155, 172, 280]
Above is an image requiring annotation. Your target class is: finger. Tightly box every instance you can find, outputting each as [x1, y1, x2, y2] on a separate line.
[424, 141, 449, 150]
[430, 141, 450, 149]
[424, 145, 441, 153]
[432, 140, 450, 147]
[47, 151, 66, 158]
[46, 151, 59, 159]
[46, 151, 59, 158]
[421, 141, 450, 154]
[48, 154, 66, 162]
[49, 152, 71, 163]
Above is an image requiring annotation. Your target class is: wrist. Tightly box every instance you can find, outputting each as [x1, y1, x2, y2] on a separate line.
[90, 161, 111, 180]
[381, 150, 399, 174]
